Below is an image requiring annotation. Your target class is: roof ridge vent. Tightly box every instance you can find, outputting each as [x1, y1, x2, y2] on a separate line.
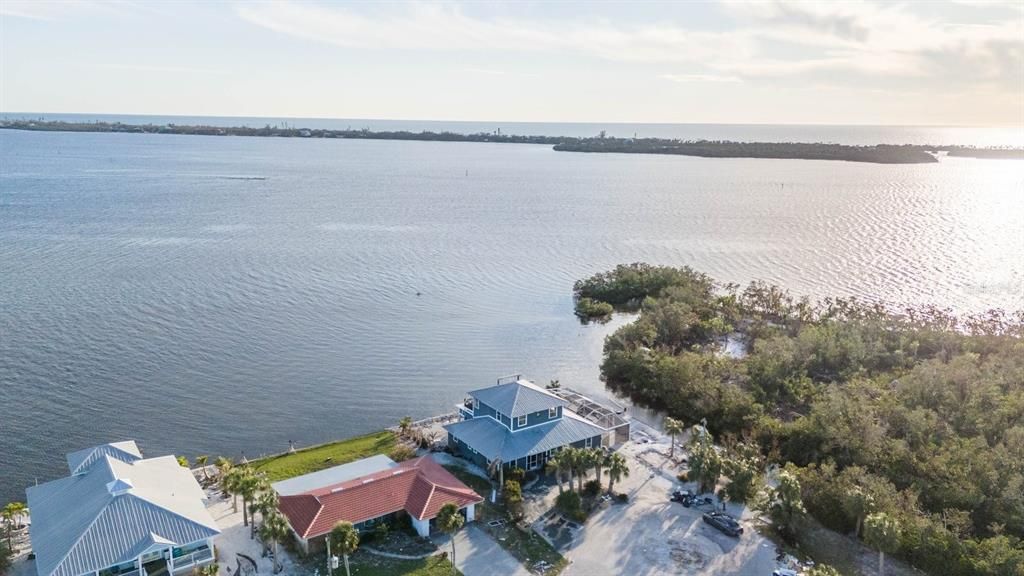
[106, 477, 134, 496]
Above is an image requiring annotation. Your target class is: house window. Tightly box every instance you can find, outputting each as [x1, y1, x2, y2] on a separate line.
[548, 407, 558, 419]
[517, 415, 528, 428]
[585, 437, 594, 448]
[528, 453, 539, 469]
[473, 398, 479, 410]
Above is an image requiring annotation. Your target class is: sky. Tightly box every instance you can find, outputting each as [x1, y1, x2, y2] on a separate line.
[1, 0, 1023, 126]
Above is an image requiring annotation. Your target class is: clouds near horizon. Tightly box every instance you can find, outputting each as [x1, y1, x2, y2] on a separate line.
[2, 0, 1022, 125]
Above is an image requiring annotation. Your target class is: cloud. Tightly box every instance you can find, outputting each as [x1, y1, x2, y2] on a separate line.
[1, 0, 65, 20]
[661, 73, 742, 83]
[1, 0, 168, 20]
[235, 1, 752, 64]
[233, 0, 1024, 90]
[97, 63, 230, 74]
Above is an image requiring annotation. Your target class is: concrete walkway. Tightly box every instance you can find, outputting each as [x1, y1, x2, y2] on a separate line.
[436, 525, 531, 576]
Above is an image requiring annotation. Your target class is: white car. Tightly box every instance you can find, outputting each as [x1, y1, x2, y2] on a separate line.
[772, 569, 799, 576]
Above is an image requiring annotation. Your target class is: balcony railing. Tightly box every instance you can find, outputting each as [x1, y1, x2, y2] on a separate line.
[171, 548, 214, 573]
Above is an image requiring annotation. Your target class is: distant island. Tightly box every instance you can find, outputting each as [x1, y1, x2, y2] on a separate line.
[3, 119, 1022, 164]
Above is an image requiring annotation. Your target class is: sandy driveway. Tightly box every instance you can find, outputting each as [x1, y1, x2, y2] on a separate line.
[562, 421, 778, 576]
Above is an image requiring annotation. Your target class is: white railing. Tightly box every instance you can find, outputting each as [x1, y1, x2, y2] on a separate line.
[171, 548, 214, 573]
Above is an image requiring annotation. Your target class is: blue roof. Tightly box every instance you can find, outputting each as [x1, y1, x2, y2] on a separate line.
[444, 411, 604, 463]
[468, 380, 567, 418]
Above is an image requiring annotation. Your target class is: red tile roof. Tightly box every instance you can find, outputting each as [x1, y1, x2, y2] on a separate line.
[277, 456, 484, 539]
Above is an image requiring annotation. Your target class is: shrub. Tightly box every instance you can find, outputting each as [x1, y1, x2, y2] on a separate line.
[677, 471, 689, 482]
[507, 467, 526, 483]
[583, 480, 601, 497]
[373, 522, 389, 541]
[575, 297, 614, 319]
[615, 493, 629, 503]
[504, 480, 524, 521]
[556, 491, 586, 522]
[389, 445, 417, 462]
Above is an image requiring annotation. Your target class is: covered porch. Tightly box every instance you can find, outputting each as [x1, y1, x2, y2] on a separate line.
[96, 539, 215, 576]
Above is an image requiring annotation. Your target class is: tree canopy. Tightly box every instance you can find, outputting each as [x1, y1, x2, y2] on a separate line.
[580, 263, 1024, 575]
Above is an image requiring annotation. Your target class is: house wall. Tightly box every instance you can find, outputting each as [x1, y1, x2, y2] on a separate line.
[511, 406, 562, 430]
[447, 433, 489, 469]
[471, 400, 515, 429]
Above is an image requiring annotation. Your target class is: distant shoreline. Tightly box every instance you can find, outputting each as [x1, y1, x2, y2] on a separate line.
[3, 119, 1022, 164]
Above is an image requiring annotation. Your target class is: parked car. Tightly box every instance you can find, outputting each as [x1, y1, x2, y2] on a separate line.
[671, 489, 696, 507]
[702, 511, 744, 536]
[772, 569, 798, 576]
[670, 489, 694, 502]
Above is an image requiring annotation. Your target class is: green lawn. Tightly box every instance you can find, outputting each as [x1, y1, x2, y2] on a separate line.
[347, 552, 461, 576]
[300, 549, 460, 576]
[443, 464, 568, 575]
[251, 431, 398, 482]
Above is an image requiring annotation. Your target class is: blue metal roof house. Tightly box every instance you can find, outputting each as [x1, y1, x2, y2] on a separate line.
[444, 377, 617, 473]
[26, 441, 220, 576]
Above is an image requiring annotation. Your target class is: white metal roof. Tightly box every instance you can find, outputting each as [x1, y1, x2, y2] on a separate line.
[27, 445, 220, 576]
[271, 454, 398, 496]
[66, 441, 142, 476]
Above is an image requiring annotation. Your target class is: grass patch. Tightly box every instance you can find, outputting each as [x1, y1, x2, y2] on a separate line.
[251, 431, 397, 482]
[443, 463, 568, 575]
[347, 551, 460, 576]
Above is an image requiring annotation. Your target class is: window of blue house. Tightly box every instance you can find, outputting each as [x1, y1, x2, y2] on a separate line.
[516, 415, 527, 427]
[548, 407, 557, 418]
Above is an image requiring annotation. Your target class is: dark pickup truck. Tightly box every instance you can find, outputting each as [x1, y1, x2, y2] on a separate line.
[703, 512, 744, 537]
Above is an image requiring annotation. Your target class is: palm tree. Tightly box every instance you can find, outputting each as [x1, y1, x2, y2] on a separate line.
[864, 512, 901, 576]
[195, 455, 210, 482]
[177, 455, 190, 468]
[329, 521, 360, 576]
[2, 502, 27, 548]
[576, 449, 596, 492]
[590, 448, 607, 491]
[252, 489, 279, 530]
[215, 456, 233, 478]
[246, 474, 272, 538]
[236, 468, 261, 529]
[562, 448, 581, 492]
[664, 417, 685, 458]
[436, 503, 464, 576]
[221, 467, 242, 513]
[260, 511, 290, 573]
[605, 453, 629, 495]
[545, 455, 564, 494]
[398, 416, 413, 438]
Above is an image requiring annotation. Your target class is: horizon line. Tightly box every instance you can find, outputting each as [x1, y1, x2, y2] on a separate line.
[3, 110, 1022, 130]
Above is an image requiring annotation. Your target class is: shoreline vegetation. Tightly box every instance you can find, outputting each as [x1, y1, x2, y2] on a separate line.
[3, 119, 1022, 164]
[574, 263, 1024, 576]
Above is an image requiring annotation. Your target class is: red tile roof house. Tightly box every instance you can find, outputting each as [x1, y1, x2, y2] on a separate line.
[274, 454, 483, 553]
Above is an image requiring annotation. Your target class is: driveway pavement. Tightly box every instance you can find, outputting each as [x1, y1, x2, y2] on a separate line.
[441, 524, 532, 576]
[562, 422, 778, 576]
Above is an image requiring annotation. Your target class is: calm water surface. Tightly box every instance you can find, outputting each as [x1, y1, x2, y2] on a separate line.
[1, 129, 1022, 502]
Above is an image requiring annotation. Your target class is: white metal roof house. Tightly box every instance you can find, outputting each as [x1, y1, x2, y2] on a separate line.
[444, 377, 629, 474]
[26, 441, 220, 576]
